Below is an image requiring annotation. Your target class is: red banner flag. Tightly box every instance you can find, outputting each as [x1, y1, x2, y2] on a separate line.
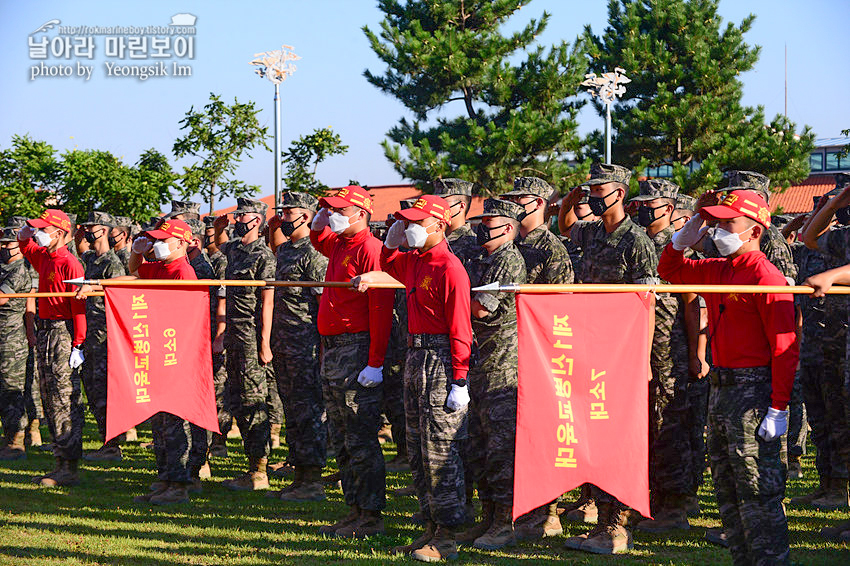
[105, 286, 218, 441]
[513, 292, 652, 520]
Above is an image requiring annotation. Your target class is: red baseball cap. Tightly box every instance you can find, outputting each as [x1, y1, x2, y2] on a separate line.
[319, 185, 374, 215]
[27, 209, 72, 232]
[701, 189, 771, 227]
[394, 195, 451, 223]
[145, 218, 193, 242]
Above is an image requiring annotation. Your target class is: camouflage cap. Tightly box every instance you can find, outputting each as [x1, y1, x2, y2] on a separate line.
[140, 216, 160, 231]
[632, 178, 680, 202]
[113, 216, 132, 228]
[723, 170, 771, 203]
[469, 198, 526, 221]
[399, 197, 419, 210]
[79, 210, 116, 227]
[675, 194, 697, 211]
[203, 215, 217, 227]
[184, 218, 204, 239]
[582, 163, 632, 186]
[165, 199, 201, 220]
[277, 191, 318, 212]
[5, 216, 28, 229]
[834, 172, 850, 189]
[433, 178, 474, 197]
[0, 227, 18, 242]
[66, 213, 77, 226]
[503, 177, 556, 199]
[233, 197, 268, 217]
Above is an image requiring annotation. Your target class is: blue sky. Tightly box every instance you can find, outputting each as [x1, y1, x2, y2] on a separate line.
[1, 0, 847, 211]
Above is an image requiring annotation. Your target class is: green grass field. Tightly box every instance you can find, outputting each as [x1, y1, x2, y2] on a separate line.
[1, 416, 848, 565]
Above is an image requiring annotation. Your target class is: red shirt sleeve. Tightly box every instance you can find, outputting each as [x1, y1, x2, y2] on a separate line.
[379, 246, 410, 282]
[755, 287, 799, 409]
[361, 239, 394, 367]
[65, 257, 86, 345]
[657, 243, 718, 284]
[310, 227, 338, 258]
[18, 237, 45, 272]
[443, 262, 472, 384]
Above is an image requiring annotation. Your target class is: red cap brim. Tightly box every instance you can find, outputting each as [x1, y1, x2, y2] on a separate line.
[394, 208, 431, 221]
[144, 229, 172, 240]
[318, 196, 351, 209]
[27, 219, 50, 228]
[700, 204, 743, 220]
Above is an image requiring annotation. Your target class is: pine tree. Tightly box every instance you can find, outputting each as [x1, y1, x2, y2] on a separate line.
[364, 0, 589, 195]
[584, 0, 815, 194]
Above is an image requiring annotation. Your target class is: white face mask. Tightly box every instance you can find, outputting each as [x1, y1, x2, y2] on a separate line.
[711, 226, 752, 257]
[152, 240, 171, 261]
[328, 211, 353, 234]
[34, 229, 53, 248]
[404, 222, 432, 249]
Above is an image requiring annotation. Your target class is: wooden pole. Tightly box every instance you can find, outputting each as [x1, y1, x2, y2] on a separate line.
[0, 291, 105, 299]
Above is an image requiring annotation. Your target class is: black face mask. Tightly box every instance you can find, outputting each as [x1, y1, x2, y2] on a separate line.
[280, 218, 305, 237]
[836, 206, 850, 226]
[449, 201, 464, 219]
[203, 235, 212, 248]
[637, 203, 668, 228]
[587, 188, 619, 216]
[234, 220, 254, 237]
[83, 229, 104, 244]
[476, 222, 509, 246]
[0, 247, 16, 264]
[108, 235, 117, 248]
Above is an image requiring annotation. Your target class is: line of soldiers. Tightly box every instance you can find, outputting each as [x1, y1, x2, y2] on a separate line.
[1, 165, 847, 563]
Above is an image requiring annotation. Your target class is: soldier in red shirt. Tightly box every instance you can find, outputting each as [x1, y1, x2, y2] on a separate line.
[17, 209, 86, 487]
[310, 186, 395, 538]
[658, 190, 798, 565]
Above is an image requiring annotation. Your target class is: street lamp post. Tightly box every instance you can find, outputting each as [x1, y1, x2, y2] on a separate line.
[250, 45, 300, 207]
[581, 68, 631, 164]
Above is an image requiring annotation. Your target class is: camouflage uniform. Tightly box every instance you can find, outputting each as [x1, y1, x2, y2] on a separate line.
[223, 200, 276, 461]
[202, 217, 231, 436]
[383, 289, 408, 459]
[271, 194, 328, 468]
[112, 216, 133, 272]
[434, 178, 479, 267]
[164, 200, 201, 221]
[632, 180, 692, 509]
[79, 212, 126, 443]
[567, 165, 659, 512]
[465, 199, 528, 509]
[0, 237, 33, 440]
[793, 242, 849, 485]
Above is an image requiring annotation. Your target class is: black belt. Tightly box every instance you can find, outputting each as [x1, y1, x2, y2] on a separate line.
[321, 331, 369, 347]
[709, 367, 771, 387]
[407, 333, 450, 349]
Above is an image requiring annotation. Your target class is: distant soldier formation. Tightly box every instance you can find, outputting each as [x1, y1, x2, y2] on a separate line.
[2, 165, 850, 564]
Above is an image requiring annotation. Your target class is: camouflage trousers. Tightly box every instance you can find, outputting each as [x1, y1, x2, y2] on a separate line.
[708, 367, 789, 566]
[26, 345, 44, 421]
[405, 337, 468, 527]
[384, 347, 407, 457]
[152, 411, 191, 483]
[213, 352, 231, 435]
[786, 377, 807, 460]
[686, 377, 710, 496]
[320, 332, 385, 511]
[273, 342, 327, 468]
[466, 368, 517, 508]
[81, 328, 108, 441]
[187, 349, 224, 475]
[800, 353, 850, 480]
[0, 330, 29, 436]
[267, 363, 283, 427]
[36, 319, 83, 461]
[225, 323, 270, 460]
[649, 319, 692, 504]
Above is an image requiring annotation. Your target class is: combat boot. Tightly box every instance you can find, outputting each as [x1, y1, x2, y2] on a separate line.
[411, 524, 458, 562]
[133, 481, 169, 503]
[562, 484, 597, 522]
[224, 457, 269, 491]
[124, 427, 138, 442]
[83, 438, 123, 462]
[336, 509, 385, 538]
[267, 466, 302, 498]
[0, 431, 26, 460]
[319, 505, 360, 535]
[386, 450, 411, 472]
[575, 503, 633, 555]
[472, 503, 515, 550]
[270, 423, 281, 449]
[636, 496, 690, 533]
[515, 502, 563, 540]
[790, 476, 828, 506]
[811, 477, 850, 510]
[820, 519, 850, 541]
[787, 455, 803, 479]
[198, 459, 211, 479]
[268, 460, 295, 478]
[457, 500, 494, 545]
[279, 466, 326, 502]
[149, 482, 190, 505]
[704, 527, 729, 547]
[392, 520, 435, 556]
[209, 433, 228, 458]
[40, 459, 80, 487]
[31, 457, 62, 484]
[227, 418, 241, 438]
[27, 419, 42, 447]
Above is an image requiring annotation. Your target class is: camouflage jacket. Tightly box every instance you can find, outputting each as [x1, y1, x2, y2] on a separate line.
[447, 223, 479, 268]
[272, 235, 327, 350]
[0, 259, 32, 329]
[208, 249, 228, 280]
[568, 217, 658, 284]
[649, 225, 683, 322]
[114, 246, 131, 272]
[223, 238, 275, 323]
[82, 249, 126, 326]
[704, 223, 797, 280]
[516, 225, 574, 284]
[189, 252, 220, 341]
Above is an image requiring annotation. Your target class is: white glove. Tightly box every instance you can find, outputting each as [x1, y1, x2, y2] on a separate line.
[311, 208, 330, 231]
[17, 226, 35, 240]
[446, 384, 470, 411]
[357, 365, 383, 388]
[132, 236, 153, 254]
[385, 220, 405, 249]
[69, 347, 85, 369]
[757, 407, 788, 441]
[672, 213, 709, 251]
